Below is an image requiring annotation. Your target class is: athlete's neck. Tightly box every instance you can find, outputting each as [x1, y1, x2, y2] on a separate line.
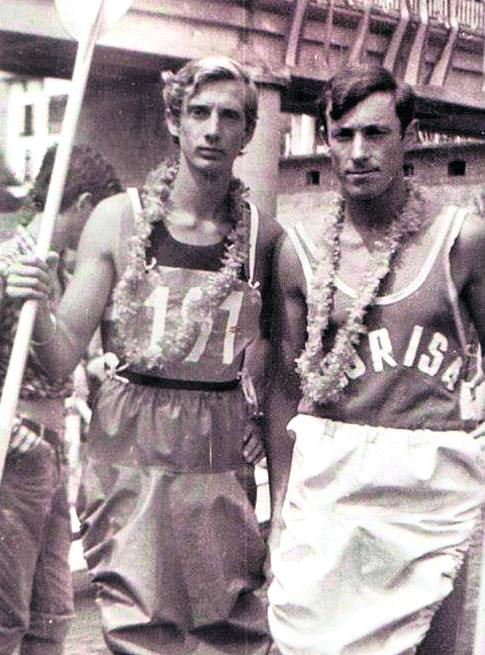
[344, 176, 407, 236]
[171, 157, 232, 224]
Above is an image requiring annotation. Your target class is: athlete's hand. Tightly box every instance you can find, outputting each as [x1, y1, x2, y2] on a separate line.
[5, 252, 58, 302]
[243, 420, 265, 464]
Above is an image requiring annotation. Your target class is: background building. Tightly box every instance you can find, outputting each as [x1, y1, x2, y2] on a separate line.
[1, 0, 485, 220]
[1, 74, 70, 185]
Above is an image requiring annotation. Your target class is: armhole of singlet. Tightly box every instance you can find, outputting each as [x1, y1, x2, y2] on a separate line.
[286, 223, 315, 293]
[444, 206, 470, 356]
[119, 187, 142, 270]
[326, 206, 456, 305]
[248, 202, 259, 286]
[126, 187, 143, 218]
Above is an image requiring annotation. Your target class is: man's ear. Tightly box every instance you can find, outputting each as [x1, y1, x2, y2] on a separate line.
[76, 191, 93, 213]
[402, 118, 419, 148]
[239, 122, 256, 154]
[237, 129, 254, 157]
[166, 108, 180, 140]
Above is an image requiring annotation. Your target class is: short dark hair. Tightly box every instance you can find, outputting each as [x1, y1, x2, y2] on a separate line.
[318, 64, 415, 137]
[162, 56, 259, 141]
[29, 144, 122, 213]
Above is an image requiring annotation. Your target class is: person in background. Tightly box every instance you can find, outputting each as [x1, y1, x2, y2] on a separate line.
[0, 144, 122, 655]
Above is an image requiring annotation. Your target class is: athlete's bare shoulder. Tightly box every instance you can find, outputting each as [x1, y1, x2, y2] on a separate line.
[77, 191, 132, 260]
[451, 207, 485, 257]
[273, 229, 307, 297]
[250, 208, 284, 308]
[256, 209, 284, 253]
[458, 208, 485, 247]
[436, 204, 485, 295]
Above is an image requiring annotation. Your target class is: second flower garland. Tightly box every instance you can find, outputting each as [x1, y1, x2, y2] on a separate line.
[296, 182, 427, 405]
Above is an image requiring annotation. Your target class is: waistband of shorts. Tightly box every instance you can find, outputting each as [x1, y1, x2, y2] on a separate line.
[123, 369, 240, 392]
[288, 414, 472, 444]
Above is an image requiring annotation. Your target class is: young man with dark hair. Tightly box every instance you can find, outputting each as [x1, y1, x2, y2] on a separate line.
[266, 64, 485, 654]
[0, 144, 121, 655]
[6, 56, 281, 654]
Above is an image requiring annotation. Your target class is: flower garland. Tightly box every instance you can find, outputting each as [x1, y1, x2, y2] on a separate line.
[296, 182, 426, 405]
[111, 159, 251, 371]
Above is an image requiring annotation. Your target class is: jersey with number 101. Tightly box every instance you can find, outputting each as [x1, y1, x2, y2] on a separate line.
[102, 196, 262, 383]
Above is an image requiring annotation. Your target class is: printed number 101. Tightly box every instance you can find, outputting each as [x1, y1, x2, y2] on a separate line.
[144, 286, 244, 364]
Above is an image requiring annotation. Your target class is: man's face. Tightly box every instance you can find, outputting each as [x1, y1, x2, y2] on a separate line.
[170, 79, 250, 175]
[327, 91, 405, 200]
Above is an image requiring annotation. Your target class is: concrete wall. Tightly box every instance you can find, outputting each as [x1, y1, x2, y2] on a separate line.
[77, 78, 175, 190]
[235, 84, 282, 218]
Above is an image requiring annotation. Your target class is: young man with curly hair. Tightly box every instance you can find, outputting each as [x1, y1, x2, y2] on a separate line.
[0, 144, 121, 655]
[6, 57, 282, 654]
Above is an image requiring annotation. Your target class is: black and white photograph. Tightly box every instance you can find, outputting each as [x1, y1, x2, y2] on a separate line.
[1, 1, 485, 653]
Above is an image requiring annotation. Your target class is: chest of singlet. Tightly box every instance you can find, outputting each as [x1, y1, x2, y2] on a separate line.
[103, 189, 262, 383]
[289, 205, 477, 431]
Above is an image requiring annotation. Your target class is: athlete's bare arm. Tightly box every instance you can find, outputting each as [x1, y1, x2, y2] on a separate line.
[452, 213, 485, 351]
[451, 212, 485, 435]
[242, 216, 283, 463]
[266, 233, 308, 549]
[244, 215, 284, 383]
[6, 193, 130, 381]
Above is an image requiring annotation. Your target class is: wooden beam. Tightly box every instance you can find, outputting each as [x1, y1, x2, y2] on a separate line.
[482, 11, 485, 92]
[383, 0, 410, 73]
[322, 0, 335, 66]
[347, 1, 371, 65]
[404, 0, 429, 85]
[429, 16, 459, 86]
[285, 0, 310, 67]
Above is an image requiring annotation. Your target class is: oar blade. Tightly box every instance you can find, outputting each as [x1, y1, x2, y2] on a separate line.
[54, 0, 133, 41]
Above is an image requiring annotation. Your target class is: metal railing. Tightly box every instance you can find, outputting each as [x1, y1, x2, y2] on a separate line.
[451, 0, 484, 30]
[311, 0, 485, 32]
[418, 129, 485, 144]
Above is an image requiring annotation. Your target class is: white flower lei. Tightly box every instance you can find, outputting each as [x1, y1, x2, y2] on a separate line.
[296, 182, 426, 405]
[111, 159, 251, 371]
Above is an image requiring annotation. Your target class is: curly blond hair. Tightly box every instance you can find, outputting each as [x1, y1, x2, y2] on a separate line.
[162, 56, 259, 141]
